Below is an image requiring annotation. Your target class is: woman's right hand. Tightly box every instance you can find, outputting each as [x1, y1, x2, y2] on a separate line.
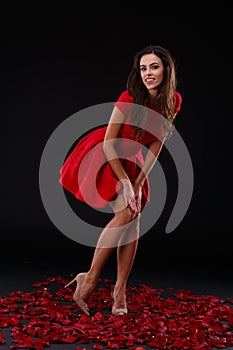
[120, 179, 137, 213]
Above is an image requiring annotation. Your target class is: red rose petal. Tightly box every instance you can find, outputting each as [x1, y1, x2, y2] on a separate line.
[0, 331, 5, 344]
[226, 298, 233, 304]
[1, 277, 233, 349]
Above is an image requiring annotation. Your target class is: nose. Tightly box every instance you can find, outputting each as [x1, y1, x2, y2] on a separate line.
[145, 67, 152, 74]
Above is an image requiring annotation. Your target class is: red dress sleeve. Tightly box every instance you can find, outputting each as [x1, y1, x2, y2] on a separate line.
[114, 89, 182, 117]
[114, 90, 134, 116]
[174, 91, 182, 114]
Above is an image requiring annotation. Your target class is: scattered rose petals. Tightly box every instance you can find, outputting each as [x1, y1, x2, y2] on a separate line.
[0, 331, 5, 344]
[0, 276, 233, 349]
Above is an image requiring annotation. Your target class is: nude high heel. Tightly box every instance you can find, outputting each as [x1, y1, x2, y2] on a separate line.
[111, 289, 128, 316]
[64, 272, 90, 316]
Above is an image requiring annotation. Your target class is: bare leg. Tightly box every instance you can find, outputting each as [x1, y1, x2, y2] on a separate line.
[80, 193, 136, 301]
[112, 216, 140, 314]
[116, 217, 139, 289]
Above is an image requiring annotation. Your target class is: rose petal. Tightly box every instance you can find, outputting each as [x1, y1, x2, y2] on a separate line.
[0, 276, 232, 349]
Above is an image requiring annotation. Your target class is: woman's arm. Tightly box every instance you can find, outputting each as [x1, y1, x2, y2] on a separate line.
[103, 106, 130, 182]
[103, 106, 137, 212]
[134, 139, 164, 188]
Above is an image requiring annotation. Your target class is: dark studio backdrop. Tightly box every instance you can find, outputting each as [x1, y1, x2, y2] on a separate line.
[1, 10, 232, 277]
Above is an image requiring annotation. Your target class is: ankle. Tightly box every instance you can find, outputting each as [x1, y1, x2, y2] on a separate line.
[113, 284, 126, 298]
[84, 271, 99, 285]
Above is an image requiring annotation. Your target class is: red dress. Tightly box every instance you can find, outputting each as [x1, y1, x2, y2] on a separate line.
[59, 90, 182, 211]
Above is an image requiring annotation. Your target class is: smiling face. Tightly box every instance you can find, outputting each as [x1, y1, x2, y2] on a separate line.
[140, 53, 164, 96]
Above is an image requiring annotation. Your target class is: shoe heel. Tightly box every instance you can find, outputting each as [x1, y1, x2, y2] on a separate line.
[64, 280, 74, 288]
[64, 276, 77, 288]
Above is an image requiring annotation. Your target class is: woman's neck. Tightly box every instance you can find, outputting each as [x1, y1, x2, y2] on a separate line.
[148, 90, 159, 105]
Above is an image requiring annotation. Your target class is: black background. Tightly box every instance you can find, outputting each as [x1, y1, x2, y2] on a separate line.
[1, 9, 232, 274]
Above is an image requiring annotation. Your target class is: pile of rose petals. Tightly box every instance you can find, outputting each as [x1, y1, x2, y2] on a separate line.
[0, 276, 233, 349]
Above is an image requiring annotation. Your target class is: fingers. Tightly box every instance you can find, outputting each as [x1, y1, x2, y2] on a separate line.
[128, 195, 142, 216]
[129, 187, 142, 215]
[133, 186, 142, 214]
[135, 196, 141, 215]
[128, 197, 138, 213]
[119, 179, 142, 215]
[121, 181, 135, 209]
[123, 190, 137, 214]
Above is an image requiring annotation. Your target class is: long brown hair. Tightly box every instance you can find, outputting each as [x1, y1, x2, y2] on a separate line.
[126, 45, 178, 138]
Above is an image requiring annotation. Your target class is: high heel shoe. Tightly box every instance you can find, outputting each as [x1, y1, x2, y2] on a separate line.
[112, 304, 128, 316]
[64, 272, 90, 316]
[111, 290, 128, 316]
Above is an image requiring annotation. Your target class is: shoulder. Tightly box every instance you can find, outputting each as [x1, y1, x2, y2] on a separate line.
[114, 90, 134, 117]
[174, 90, 182, 113]
[115, 90, 134, 103]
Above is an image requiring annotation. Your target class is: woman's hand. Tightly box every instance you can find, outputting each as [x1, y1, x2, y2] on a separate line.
[133, 182, 142, 214]
[120, 179, 137, 213]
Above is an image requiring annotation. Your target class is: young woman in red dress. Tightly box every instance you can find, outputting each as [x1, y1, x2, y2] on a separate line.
[59, 45, 182, 316]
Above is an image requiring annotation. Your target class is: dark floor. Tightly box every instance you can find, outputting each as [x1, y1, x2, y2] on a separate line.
[0, 251, 233, 350]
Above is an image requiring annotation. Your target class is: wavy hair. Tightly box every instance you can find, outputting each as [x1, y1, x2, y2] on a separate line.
[126, 45, 178, 138]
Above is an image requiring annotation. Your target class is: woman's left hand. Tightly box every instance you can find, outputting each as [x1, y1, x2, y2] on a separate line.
[133, 182, 142, 215]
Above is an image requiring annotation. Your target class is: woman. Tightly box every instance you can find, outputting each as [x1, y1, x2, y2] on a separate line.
[59, 45, 182, 316]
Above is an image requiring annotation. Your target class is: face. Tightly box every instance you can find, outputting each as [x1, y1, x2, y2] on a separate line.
[140, 53, 164, 93]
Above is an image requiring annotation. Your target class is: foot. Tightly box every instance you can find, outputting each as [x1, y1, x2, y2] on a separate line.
[112, 288, 128, 316]
[72, 273, 90, 316]
[79, 274, 98, 301]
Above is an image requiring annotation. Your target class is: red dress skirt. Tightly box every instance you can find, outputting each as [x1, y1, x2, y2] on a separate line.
[59, 122, 159, 212]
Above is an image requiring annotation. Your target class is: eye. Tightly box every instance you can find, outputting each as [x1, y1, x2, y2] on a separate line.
[152, 65, 159, 70]
[140, 67, 146, 71]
